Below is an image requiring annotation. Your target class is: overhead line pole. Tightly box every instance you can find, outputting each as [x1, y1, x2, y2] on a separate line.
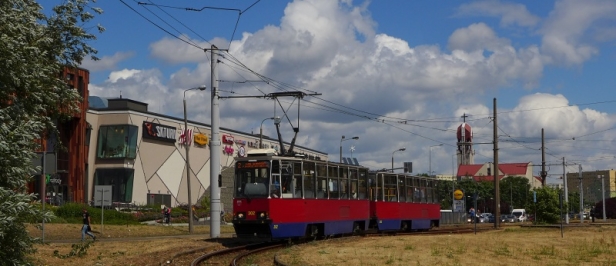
[493, 98, 500, 229]
[208, 45, 221, 238]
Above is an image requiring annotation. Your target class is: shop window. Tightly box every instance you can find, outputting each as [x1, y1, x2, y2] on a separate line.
[94, 168, 134, 203]
[97, 125, 138, 159]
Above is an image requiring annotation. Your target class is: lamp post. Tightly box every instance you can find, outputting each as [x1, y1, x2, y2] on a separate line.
[598, 174, 606, 221]
[259, 117, 275, 149]
[429, 144, 443, 177]
[391, 147, 406, 173]
[339, 136, 359, 163]
[183, 85, 206, 234]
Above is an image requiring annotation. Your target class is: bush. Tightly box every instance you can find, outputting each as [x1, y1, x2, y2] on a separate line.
[54, 203, 140, 225]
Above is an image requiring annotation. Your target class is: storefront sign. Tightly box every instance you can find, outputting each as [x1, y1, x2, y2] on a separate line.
[223, 145, 234, 155]
[222, 134, 234, 144]
[194, 133, 209, 146]
[143, 122, 177, 143]
[238, 146, 246, 157]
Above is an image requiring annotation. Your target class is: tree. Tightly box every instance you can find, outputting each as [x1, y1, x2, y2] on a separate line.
[527, 187, 562, 224]
[0, 1, 102, 264]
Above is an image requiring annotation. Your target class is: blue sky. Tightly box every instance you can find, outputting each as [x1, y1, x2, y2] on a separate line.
[52, 0, 616, 182]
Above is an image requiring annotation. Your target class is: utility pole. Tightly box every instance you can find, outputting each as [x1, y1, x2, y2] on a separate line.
[562, 157, 569, 224]
[493, 98, 500, 229]
[579, 164, 583, 223]
[209, 45, 221, 238]
[541, 128, 547, 187]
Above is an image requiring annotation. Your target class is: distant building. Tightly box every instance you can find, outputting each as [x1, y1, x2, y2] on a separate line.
[456, 114, 474, 165]
[565, 170, 615, 204]
[456, 162, 542, 189]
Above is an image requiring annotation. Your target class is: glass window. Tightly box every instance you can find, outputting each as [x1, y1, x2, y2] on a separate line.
[97, 125, 138, 159]
[384, 174, 397, 201]
[234, 160, 270, 198]
[349, 168, 358, 199]
[316, 164, 327, 199]
[357, 169, 368, 199]
[303, 161, 315, 199]
[94, 168, 134, 203]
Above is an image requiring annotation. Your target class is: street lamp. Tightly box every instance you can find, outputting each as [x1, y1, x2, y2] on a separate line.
[340, 135, 359, 163]
[391, 147, 406, 173]
[183, 85, 206, 234]
[259, 117, 275, 149]
[598, 174, 607, 221]
[429, 144, 443, 177]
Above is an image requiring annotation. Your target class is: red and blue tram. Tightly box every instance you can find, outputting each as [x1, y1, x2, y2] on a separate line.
[231, 149, 441, 239]
[368, 172, 441, 231]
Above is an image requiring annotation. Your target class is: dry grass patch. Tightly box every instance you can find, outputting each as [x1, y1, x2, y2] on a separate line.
[26, 223, 236, 266]
[277, 226, 616, 266]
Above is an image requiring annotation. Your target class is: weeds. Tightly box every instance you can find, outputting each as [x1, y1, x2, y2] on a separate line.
[53, 241, 92, 258]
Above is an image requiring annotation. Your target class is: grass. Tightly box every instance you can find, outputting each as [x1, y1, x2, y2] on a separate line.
[26, 223, 236, 266]
[276, 225, 616, 265]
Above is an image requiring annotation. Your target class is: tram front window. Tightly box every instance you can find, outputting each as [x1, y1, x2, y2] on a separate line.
[235, 161, 270, 198]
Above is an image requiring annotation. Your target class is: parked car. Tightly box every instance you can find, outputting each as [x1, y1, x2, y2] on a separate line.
[511, 209, 527, 222]
[478, 213, 492, 223]
[467, 214, 479, 223]
[500, 214, 516, 223]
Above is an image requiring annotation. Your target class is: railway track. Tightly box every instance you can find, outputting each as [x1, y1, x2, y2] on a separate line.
[190, 241, 285, 266]
[184, 227, 493, 265]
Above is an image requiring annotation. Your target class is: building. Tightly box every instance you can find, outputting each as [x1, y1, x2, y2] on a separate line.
[456, 162, 542, 189]
[456, 115, 474, 165]
[28, 67, 91, 204]
[565, 170, 615, 204]
[86, 97, 326, 209]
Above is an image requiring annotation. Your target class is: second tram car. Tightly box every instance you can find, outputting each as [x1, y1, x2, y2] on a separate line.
[232, 149, 441, 240]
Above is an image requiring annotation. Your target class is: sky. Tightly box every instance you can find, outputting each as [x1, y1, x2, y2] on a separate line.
[50, 0, 616, 184]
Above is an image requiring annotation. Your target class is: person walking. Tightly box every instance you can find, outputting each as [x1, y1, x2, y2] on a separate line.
[81, 208, 96, 241]
[162, 206, 171, 226]
[590, 206, 596, 223]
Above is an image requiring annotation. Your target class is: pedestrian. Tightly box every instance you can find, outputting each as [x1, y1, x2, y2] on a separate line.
[162, 206, 171, 226]
[469, 207, 476, 223]
[590, 206, 596, 223]
[81, 208, 96, 241]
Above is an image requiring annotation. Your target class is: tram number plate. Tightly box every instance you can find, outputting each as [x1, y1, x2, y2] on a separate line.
[273, 225, 278, 230]
[248, 211, 256, 216]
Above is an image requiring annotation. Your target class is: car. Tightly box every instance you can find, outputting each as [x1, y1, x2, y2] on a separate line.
[478, 213, 492, 223]
[467, 214, 479, 223]
[500, 214, 516, 223]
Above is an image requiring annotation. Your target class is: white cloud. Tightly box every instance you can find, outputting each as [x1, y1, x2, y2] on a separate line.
[457, 0, 541, 27]
[88, 0, 616, 175]
[80, 51, 134, 72]
[540, 0, 616, 65]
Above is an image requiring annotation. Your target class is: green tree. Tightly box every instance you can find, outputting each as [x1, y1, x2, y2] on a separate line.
[528, 187, 563, 224]
[0, 1, 102, 264]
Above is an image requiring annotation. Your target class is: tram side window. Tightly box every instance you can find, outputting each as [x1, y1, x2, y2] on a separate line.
[384, 174, 397, 201]
[406, 177, 413, 202]
[413, 177, 421, 202]
[316, 164, 327, 199]
[426, 180, 432, 203]
[357, 169, 368, 199]
[305, 162, 316, 198]
[398, 177, 406, 202]
[349, 169, 358, 199]
[420, 179, 427, 203]
[339, 173, 349, 199]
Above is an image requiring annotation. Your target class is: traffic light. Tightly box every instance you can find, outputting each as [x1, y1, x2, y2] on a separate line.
[218, 174, 222, 187]
[487, 167, 491, 176]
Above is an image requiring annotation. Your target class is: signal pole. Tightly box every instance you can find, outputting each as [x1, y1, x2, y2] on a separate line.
[562, 157, 569, 224]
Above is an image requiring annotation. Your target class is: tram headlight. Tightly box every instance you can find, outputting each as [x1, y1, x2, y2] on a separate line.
[238, 213, 244, 219]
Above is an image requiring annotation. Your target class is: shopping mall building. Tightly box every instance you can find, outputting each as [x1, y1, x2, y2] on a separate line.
[29, 68, 327, 209]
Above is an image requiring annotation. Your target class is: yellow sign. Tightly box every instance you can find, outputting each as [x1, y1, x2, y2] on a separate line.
[454, 189, 464, 200]
[194, 133, 208, 146]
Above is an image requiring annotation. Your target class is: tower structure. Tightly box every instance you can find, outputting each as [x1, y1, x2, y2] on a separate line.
[456, 114, 474, 165]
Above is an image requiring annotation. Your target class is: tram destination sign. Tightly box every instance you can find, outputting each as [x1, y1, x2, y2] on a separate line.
[237, 161, 269, 169]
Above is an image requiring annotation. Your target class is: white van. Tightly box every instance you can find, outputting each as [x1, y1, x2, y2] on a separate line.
[511, 209, 527, 222]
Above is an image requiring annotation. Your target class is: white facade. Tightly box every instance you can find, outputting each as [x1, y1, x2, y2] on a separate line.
[86, 98, 327, 207]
